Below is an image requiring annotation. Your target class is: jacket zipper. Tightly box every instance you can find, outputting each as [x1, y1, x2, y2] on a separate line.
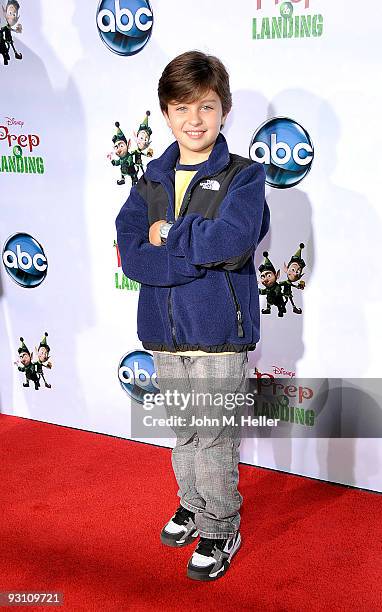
[168, 159, 233, 347]
[225, 271, 244, 338]
[166, 172, 209, 349]
[168, 288, 178, 349]
[180, 191, 192, 217]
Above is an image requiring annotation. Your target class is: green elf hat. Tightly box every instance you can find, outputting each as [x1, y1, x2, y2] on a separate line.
[137, 111, 152, 137]
[287, 243, 306, 269]
[18, 337, 30, 355]
[39, 331, 50, 352]
[259, 251, 276, 274]
[112, 121, 127, 144]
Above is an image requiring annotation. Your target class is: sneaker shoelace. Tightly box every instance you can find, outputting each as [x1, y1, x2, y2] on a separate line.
[195, 537, 218, 557]
[172, 506, 194, 526]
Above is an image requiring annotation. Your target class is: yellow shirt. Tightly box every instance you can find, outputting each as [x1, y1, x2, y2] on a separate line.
[158, 163, 235, 357]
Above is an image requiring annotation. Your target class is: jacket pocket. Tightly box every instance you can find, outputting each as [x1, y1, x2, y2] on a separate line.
[224, 272, 244, 338]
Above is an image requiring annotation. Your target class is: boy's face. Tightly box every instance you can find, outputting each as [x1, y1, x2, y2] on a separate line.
[163, 89, 228, 163]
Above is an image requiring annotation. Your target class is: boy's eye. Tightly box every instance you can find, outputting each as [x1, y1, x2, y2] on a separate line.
[175, 105, 214, 111]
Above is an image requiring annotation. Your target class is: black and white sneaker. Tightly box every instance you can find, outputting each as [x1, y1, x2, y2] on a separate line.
[160, 505, 199, 547]
[187, 532, 241, 581]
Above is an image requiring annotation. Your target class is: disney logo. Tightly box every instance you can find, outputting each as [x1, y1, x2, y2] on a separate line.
[5, 117, 25, 128]
[272, 365, 296, 378]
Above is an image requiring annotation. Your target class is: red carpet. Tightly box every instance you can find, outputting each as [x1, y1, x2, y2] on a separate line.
[1, 414, 381, 612]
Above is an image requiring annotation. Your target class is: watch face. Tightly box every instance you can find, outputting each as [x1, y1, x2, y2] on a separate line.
[160, 223, 171, 238]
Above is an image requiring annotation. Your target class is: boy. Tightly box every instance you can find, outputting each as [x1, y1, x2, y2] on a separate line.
[116, 51, 270, 581]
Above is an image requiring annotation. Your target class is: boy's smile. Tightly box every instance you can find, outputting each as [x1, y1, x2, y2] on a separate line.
[163, 89, 228, 164]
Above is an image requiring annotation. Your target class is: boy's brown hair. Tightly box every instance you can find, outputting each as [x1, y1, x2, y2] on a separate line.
[158, 51, 232, 116]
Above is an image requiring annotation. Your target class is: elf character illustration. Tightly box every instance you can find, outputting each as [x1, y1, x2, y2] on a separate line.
[110, 122, 137, 187]
[0, 0, 22, 66]
[14, 337, 39, 390]
[258, 251, 286, 317]
[279, 243, 306, 315]
[131, 111, 153, 178]
[34, 331, 52, 389]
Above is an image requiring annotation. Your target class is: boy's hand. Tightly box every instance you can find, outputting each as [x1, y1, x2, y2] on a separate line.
[149, 220, 167, 246]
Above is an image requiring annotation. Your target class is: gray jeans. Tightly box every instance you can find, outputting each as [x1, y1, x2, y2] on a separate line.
[152, 351, 249, 539]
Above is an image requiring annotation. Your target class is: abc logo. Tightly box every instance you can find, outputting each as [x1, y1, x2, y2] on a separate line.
[96, 0, 153, 56]
[118, 350, 159, 404]
[2, 233, 48, 288]
[249, 117, 314, 188]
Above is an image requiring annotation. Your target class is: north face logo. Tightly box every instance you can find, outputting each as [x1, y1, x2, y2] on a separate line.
[200, 179, 220, 191]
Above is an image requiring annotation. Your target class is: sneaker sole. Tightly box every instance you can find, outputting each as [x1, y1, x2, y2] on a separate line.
[160, 527, 199, 548]
[186, 533, 241, 581]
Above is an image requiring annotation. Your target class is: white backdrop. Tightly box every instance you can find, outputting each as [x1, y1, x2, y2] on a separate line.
[1, 0, 382, 492]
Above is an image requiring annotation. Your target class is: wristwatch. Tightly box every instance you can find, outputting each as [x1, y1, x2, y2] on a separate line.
[159, 222, 173, 245]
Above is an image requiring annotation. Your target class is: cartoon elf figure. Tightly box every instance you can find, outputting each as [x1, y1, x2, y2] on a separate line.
[0, 1, 22, 66]
[280, 243, 306, 315]
[258, 251, 286, 317]
[110, 122, 137, 186]
[14, 337, 39, 390]
[34, 331, 52, 389]
[131, 111, 153, 178]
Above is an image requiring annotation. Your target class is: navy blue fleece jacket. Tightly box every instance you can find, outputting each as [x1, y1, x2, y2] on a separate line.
[115, 133, 270, 352]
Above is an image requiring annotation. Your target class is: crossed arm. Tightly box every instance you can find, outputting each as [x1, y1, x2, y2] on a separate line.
[115, 163, 269, 287]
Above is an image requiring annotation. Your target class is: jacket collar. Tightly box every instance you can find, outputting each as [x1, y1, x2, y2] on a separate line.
[145, 132, 230, 181]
